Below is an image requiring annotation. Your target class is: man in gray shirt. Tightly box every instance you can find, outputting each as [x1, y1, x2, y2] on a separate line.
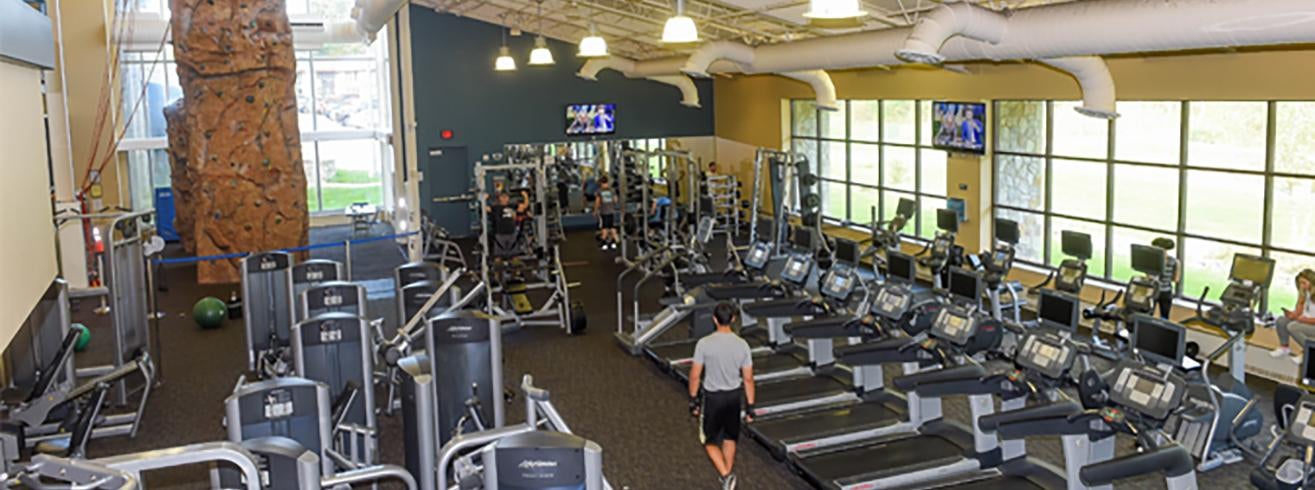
[688, 302, 755, 490]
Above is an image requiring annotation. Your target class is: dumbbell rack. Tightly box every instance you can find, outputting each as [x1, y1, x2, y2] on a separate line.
[706, 175, 739, 234]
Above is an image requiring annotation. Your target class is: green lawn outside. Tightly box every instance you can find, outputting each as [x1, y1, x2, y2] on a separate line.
[328, 169, 379, 184]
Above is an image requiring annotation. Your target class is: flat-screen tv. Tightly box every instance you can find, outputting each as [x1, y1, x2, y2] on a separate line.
[566, 103, 615, 136]
[931, 101, 987, 154]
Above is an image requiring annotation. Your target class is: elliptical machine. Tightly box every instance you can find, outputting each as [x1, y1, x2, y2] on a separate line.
[1084, 243, 1164, 347]
[1252, 349, 1315, 489]
[1031, 230, 1093, 295]
[861, 198, 916, 279]
[973, 217, 1025, 323]
[918, 208, 965, 289]
[1172, 253, 1273, 471]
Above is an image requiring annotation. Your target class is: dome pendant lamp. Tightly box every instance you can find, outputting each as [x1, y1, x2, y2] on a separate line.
[578, 21, 608, 58]
[662, 0, 699, 46]
[495, 22, 516, 71]
[802, 0, 867, 28]
[528, 1, 556, 66]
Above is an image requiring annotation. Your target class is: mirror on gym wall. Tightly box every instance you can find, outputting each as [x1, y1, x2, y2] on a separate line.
[507, 136, 715, 229]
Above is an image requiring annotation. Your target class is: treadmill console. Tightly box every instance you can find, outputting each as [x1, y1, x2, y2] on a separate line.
[870, 285, 912, 322]
[1016, 332, 1076, 380]
[820, 266, 856, 301]
[1056, 259, 1085, 292]
[745, 242, 772, 271]
[781, 254, 813, 286]
[931, 307, 977, 346]
[1126, 279, 1158, 312]
[1109, 362, 1186, 421]
[1288, 397, 1315, 445]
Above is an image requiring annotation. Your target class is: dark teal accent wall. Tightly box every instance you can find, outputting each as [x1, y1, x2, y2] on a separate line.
[409, 7, 714, 234]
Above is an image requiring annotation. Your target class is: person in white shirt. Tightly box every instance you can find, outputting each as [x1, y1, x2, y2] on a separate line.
[1270, 269, 1315, 364]
[687, 302, 755, 490]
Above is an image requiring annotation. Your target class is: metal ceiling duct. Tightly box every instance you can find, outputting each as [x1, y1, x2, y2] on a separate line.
[587, 0, 1315, 116]
[352, 0, 409, 41]
[577, 57, 704, 107]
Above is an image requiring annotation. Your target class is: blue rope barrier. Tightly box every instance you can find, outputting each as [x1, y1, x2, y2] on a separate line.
[151, 231, 419, 265]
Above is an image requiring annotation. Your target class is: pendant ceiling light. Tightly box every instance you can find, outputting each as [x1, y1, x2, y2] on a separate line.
[528, 1, 556, 66]
[802, 0, 867, 27]
[662, 0, 699, 46]
[495, 20, 516, 71]
[578, 21, 608, 58]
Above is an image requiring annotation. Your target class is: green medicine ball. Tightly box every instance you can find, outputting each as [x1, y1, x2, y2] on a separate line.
[193, 296, 227, 329]
[71, 323, 91, 352]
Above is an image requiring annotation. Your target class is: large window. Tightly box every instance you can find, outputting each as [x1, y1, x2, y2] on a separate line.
[994, 100, 1315, 313]
[117, 0, 394, 215]
[790, 99, 949, 238]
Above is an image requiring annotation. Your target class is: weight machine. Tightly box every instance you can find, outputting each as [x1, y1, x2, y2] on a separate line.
[465, 161, 583, 334]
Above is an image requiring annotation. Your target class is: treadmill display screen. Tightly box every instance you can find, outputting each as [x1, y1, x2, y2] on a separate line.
[783, 256, 810, 283]
[835, 239, 859, 265]
[1132, 315, 1184, 366]
[887, 253, 916, 283]
[1035, 342, 1060, 363]
[1038, 291, 1078, 332]
[948, 269, 980, 304]
[934, 309, 974, 343]
[1017, 333, 1074, 379]
[823, 273, 853, 299]
[745, 243, 770, 269]
[873, 288, 910, 319]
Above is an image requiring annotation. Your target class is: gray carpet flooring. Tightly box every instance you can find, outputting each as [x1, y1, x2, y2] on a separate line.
[60, 225, 1274, 489]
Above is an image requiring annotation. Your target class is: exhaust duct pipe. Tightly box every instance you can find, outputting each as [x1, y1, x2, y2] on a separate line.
[352, 0, 408, 42]
[682, 41, 756, 78]
[646, 76, 703, 108]
[578, 58, 702, 107]
[895, 1, 1009, 65]
[586, 0, 1315, 116]
[1040, 57, 1118, 119]
[780, 70, 838, 111]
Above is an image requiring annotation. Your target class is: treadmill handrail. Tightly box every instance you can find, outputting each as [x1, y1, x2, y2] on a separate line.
[892, 364, 985, 391]
[1078, 444, 1195, 487]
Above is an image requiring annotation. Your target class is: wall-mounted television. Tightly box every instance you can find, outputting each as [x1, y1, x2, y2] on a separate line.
[931, 101, 987, 154]
[566, 103, 616, 136]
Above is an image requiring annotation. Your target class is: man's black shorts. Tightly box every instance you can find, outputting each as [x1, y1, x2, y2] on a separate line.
[600, 213, 617, 229]
[700, 389, 743, 444]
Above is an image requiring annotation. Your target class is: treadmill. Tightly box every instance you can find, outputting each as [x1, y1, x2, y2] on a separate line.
[747, 251, 943, 458]
[633, 240, 777, 361]
[645, 236, 809, 375]
[790, 268, 1013, 490]
[672, 231, 822, 383]
[896, 295, 1099, 490]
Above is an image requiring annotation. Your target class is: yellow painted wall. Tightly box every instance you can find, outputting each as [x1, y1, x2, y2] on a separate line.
[0, 60, 60, 345]
[58, 0, 121, 207]
[712, 47, 1315, 359]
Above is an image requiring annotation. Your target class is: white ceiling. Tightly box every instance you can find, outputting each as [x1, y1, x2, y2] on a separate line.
[415, 0, 1083, 60]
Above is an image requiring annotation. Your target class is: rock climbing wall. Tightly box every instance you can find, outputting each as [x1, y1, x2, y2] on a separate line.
[166, 0, 308, 283]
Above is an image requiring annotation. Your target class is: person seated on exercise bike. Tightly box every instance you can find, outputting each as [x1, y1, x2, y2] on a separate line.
[1270, 269, 1315, 364]
[486, 190, 528, 258]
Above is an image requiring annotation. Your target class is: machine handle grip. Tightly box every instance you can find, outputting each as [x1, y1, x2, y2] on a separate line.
[1079, 444, 1194, 487]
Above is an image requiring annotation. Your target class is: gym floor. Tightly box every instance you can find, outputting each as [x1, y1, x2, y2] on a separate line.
[69, 224, 1272, 489]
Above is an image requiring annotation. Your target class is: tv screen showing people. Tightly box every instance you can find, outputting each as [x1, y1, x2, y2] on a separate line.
[932, 101, 987, 154]
[566, 103, 616, 135]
